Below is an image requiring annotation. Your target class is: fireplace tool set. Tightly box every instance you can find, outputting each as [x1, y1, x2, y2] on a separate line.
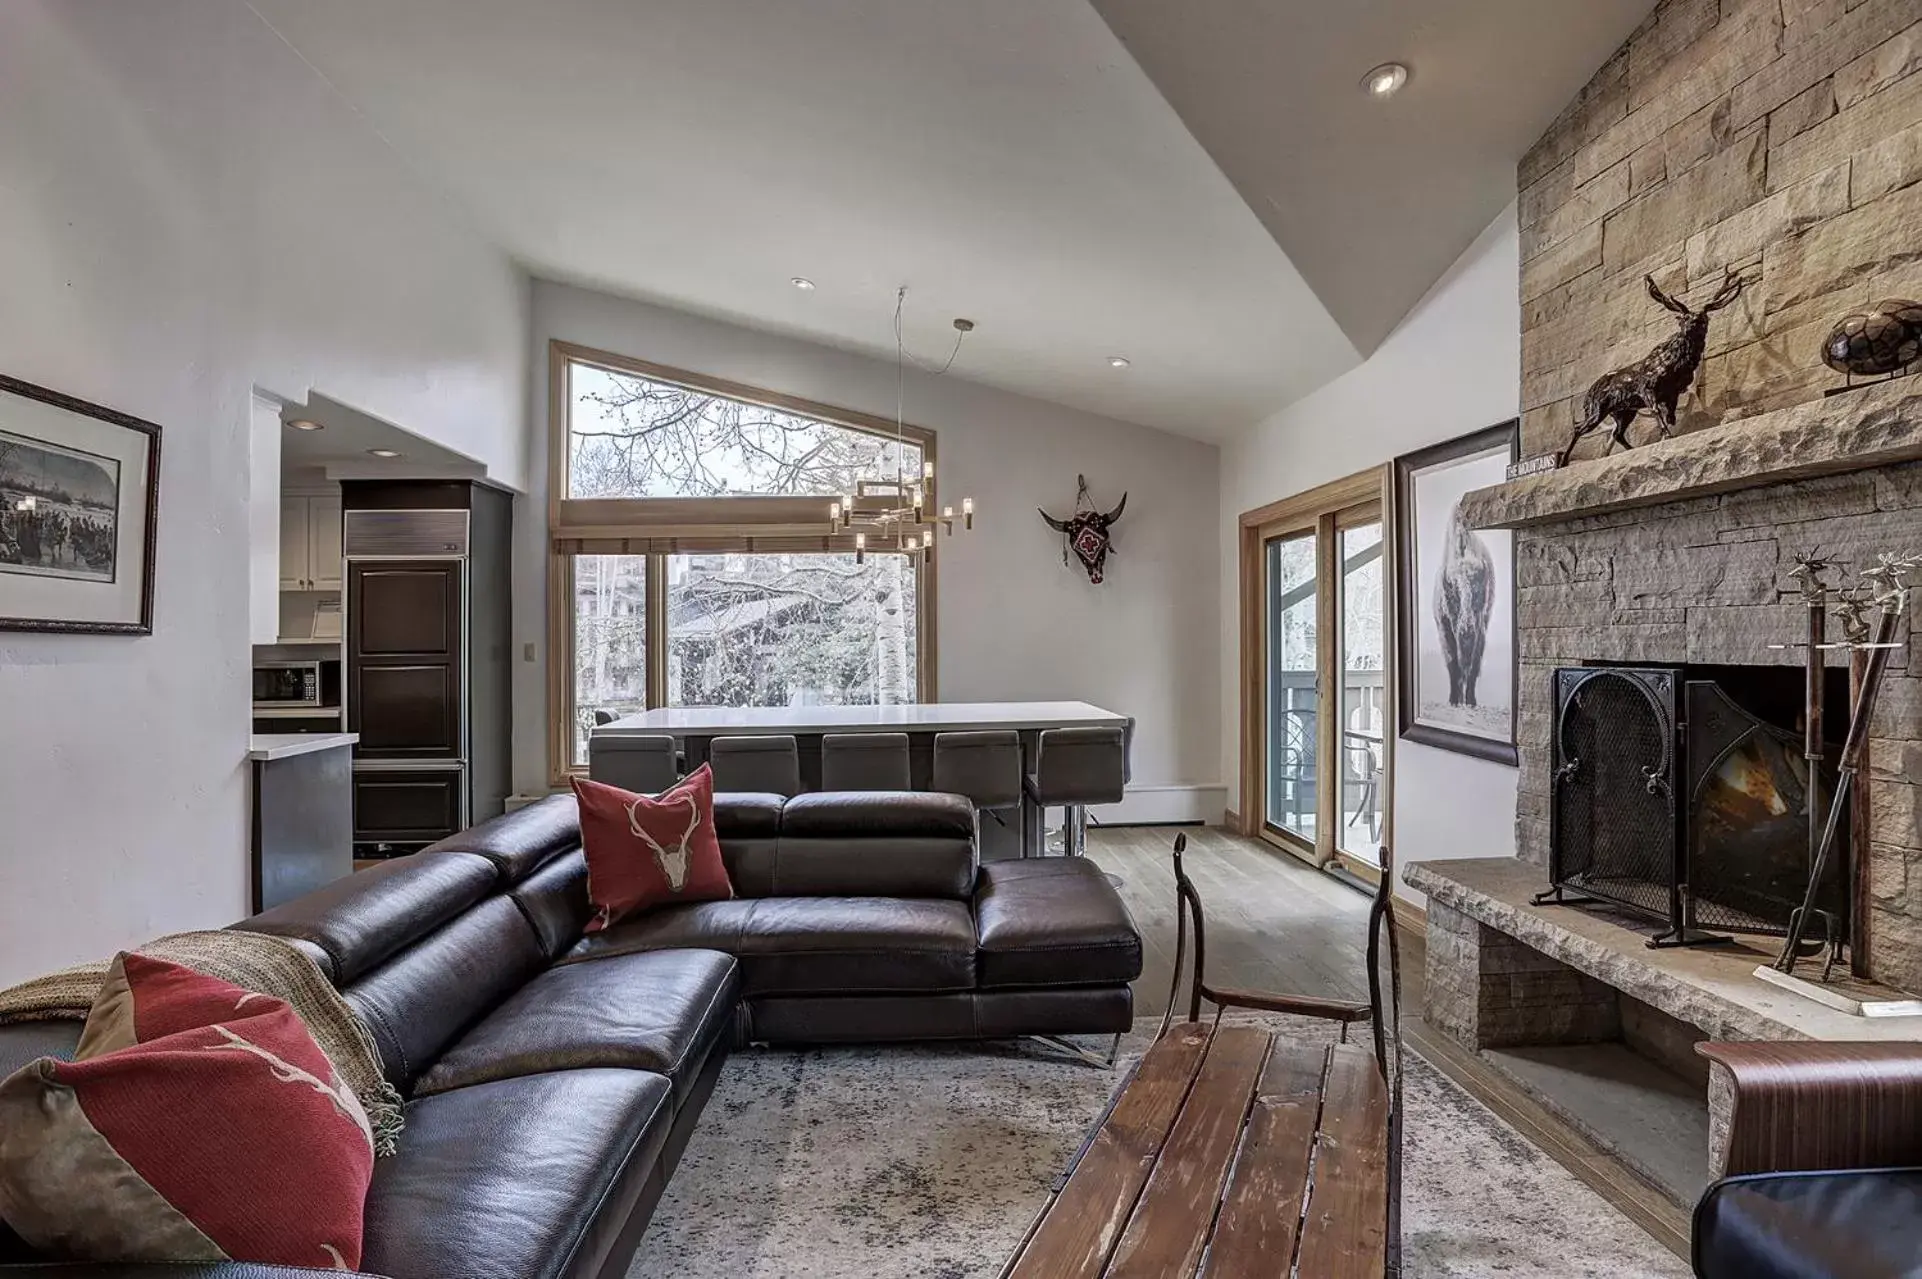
[1760, 551, 1920, 1007]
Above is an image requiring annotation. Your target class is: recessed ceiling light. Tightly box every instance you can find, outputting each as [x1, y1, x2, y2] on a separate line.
[286, 419, 323, 432]
[790, 277, 816, 291]
[1108, 355, 1132, 369]
[366, 448, 401, 459]
[1363, 63, 1409, 98]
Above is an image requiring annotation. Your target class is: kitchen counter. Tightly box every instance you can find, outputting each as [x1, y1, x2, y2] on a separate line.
[248, 732, 358, 762]
[249, 733, 357, 911]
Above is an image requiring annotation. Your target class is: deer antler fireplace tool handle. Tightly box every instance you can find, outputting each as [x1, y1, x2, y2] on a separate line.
[1772, 591, 1905, 976]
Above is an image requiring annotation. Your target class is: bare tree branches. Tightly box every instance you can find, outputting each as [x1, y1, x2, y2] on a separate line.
[568, 367, 919, 499]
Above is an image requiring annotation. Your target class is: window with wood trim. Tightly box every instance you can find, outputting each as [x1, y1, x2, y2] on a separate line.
[1238, 467, 1393, 877]
[548, 342, 935, 780]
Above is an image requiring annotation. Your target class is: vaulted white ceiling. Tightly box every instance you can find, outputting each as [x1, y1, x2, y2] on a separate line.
[250, 0, 1653, 440]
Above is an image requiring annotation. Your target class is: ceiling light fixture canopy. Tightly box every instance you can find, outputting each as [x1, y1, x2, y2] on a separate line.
[366, 448, 401, 459]
[286, 419, 324, 432]
[1362, 62, 1409, 97]
[833, 286, 978, 564]
[1108, 355, 1132, 369]
[790, 276, 816, 291]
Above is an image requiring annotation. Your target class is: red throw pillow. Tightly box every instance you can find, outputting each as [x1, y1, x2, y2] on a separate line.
[75, 951, 282, 1059]
[572, 764, 733, 931]
[0, 957, 374, 1270]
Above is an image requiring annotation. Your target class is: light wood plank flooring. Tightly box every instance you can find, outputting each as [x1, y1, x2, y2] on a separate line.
[1082, 825, 1691, 1261]
[1083, 825, 1371, 1018]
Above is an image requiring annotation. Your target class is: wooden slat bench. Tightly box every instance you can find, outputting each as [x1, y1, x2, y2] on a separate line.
[1003, 1021, 1388, 1278]
[1005, 833, 1404, 1279]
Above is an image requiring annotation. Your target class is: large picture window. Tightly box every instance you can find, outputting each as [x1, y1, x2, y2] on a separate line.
[548, 343, 936, 779]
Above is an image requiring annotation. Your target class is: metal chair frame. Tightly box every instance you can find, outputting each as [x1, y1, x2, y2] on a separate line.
[1158, 833, 1405, 1277]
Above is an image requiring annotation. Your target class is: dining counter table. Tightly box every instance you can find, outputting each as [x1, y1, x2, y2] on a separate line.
[594, 701, 1128, 855]
[596, 700, 1127, 739]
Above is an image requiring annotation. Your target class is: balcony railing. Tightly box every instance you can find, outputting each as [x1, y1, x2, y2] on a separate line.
[1265, 668, 1385, 856]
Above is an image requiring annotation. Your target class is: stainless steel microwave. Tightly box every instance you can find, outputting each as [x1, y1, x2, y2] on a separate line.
[253, 660, 323, 709]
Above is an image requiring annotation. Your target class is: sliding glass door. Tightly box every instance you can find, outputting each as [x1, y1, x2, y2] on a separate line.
[1336, 518, 1386, 864]
[1264, 530, 1318, 841]
[1255, 491, 1390, 872]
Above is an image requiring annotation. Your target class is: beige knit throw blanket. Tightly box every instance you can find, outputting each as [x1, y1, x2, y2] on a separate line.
[0, 930, 403, 1157]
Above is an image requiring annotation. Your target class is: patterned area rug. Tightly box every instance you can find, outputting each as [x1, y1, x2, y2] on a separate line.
[628, 1017, 1689, 1278]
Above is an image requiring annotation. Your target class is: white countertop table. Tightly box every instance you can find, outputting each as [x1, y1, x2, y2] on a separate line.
[595, 701, 1125, 737]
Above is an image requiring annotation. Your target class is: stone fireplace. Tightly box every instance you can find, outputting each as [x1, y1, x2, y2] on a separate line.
[1481, 380, 1922, 987]
[1406, 0, 1922, 1216]
[1412, 382, 1922, 1208]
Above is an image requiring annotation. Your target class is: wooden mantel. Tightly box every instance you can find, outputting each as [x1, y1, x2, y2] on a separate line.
[1461, 381, 1922, 531]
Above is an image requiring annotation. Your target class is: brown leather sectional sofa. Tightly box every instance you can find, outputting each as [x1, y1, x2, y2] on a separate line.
[0, 790, 1142, 1279]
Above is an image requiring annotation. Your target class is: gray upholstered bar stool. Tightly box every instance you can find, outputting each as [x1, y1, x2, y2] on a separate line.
[820, 732, 911, 791]
[1023, 726, 1126, 859]
[708, 734, 801, 796]
[587, 733, 678, 794]
[931, 730, 1023, 846]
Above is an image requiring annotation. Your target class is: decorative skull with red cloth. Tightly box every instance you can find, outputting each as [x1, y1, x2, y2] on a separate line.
[1040, 474, 1127, 585]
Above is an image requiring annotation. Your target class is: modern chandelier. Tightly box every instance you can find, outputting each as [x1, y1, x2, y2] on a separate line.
[833, 286, 977, 564]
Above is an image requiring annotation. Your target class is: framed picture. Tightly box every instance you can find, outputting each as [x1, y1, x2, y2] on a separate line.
[0, 375, 161, 634]
[1393, 420, 1518, 765]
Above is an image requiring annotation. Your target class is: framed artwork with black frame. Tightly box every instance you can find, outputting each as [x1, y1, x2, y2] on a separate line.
[1393, 419, 1518, 765]
[0, 374, 161, 635]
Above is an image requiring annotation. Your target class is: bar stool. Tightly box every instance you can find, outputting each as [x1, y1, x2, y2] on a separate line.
[1023, 726, 1126, 859]
[932, 730, 1023, 842]
[587, 733, 677, 795]
[820, 732, 911, 791]
[708, 735, 801, 796]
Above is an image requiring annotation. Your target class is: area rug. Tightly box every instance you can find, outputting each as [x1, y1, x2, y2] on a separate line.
[628, 1017, 1689, 1278]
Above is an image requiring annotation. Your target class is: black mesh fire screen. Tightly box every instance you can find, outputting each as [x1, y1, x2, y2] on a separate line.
[1546, 663, 1851, 947]
[1549, 667, 1685, 933]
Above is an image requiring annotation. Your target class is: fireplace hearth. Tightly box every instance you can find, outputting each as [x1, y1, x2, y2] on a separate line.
[1541, 663, 1852, 949]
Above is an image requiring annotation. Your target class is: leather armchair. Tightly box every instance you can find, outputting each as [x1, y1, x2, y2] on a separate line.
[1694, 1041, 1922, 1279]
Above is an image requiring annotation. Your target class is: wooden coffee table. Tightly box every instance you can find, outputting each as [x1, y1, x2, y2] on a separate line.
[1002, 1020, 1389, 1278]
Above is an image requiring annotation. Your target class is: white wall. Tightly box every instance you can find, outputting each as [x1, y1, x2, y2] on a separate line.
[0, 2, 528, 985]
[519, 282, 1223, 819]
[1220, 205, 1523, 893]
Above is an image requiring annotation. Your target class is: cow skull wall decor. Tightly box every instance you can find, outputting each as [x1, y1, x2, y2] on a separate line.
[1040, 475, 1127, 584]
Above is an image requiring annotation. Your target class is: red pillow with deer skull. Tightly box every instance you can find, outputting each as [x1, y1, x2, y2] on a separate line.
[0, 955, 374, 1269]
[571, 765, 733, 930]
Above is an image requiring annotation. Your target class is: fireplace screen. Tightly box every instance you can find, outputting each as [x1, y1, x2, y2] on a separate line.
[1549, 668, 1683, 933]
[1547, 665, 1847, 947]
[1687, 681, 1847, 933]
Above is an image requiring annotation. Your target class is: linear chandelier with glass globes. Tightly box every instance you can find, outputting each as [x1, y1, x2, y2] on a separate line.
[830, 286, 978, 564]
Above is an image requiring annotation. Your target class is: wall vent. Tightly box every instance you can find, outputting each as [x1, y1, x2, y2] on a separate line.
[343, 509, 470, 558]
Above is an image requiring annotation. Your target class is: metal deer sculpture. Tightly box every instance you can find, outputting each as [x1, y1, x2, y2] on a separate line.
[1040, 475, 1126, 584]
[1556, 271, 1747, 466]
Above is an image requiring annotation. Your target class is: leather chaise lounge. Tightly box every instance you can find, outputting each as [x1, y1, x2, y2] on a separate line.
[0, 790, 1142, 1279]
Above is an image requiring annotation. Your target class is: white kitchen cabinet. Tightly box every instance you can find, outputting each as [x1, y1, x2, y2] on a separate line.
[280, 493, 343, 592]
[278, 498, 309, 591]
[308, 495, 343, 591]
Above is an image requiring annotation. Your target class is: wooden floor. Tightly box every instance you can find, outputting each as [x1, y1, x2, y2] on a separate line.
[1083, 825, 1371, 1018]
[1082, 825, 1691, 1262]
